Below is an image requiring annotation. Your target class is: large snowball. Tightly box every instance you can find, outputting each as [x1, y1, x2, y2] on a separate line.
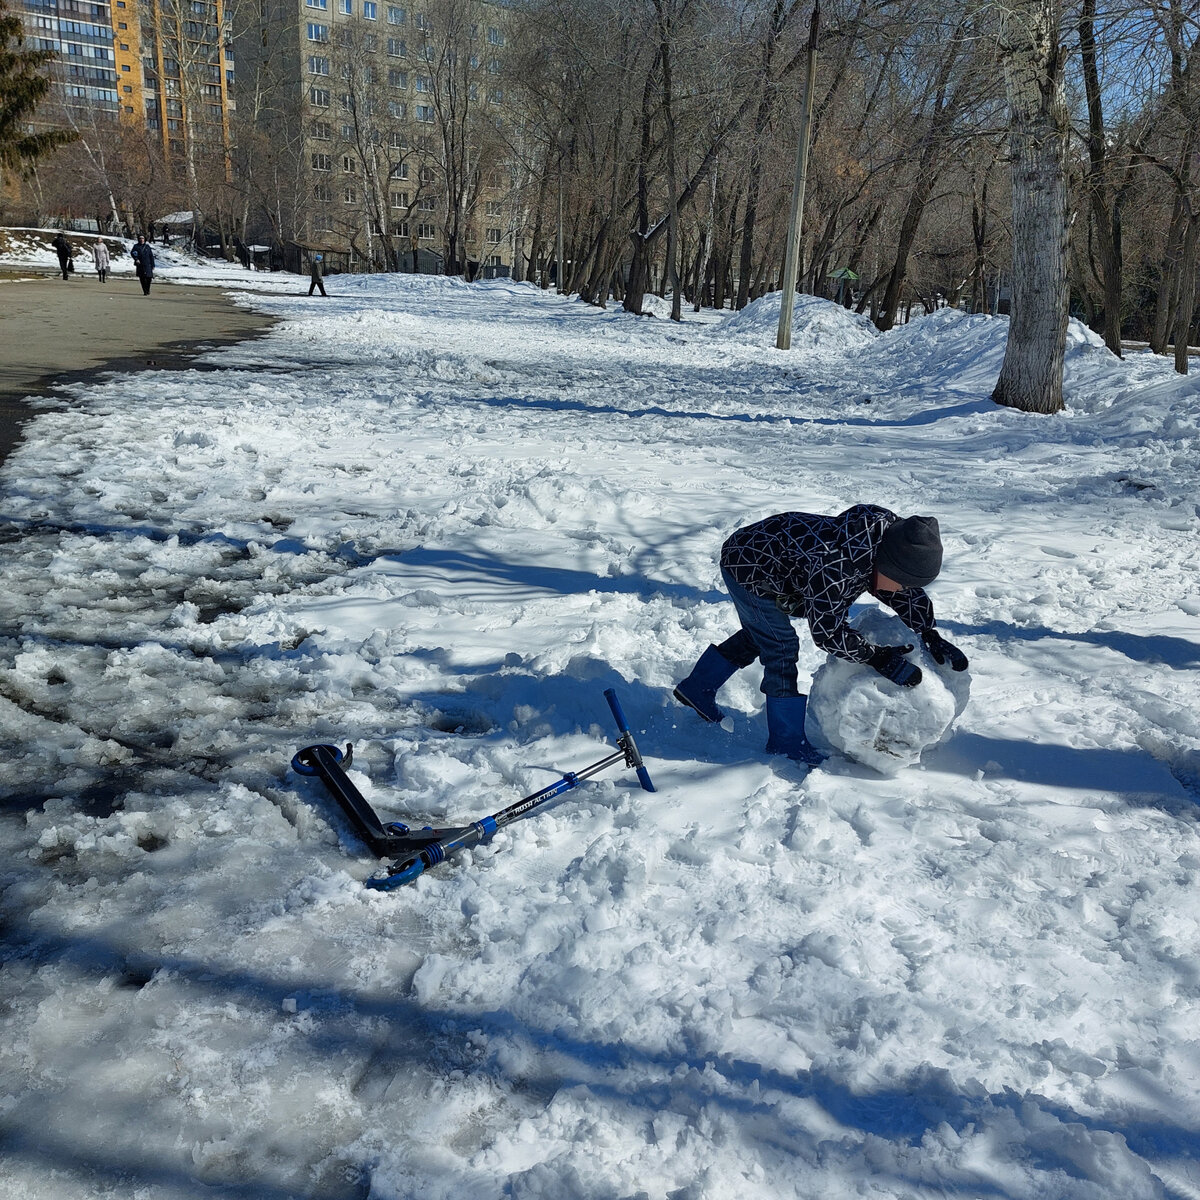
[806, 608, 970, 775]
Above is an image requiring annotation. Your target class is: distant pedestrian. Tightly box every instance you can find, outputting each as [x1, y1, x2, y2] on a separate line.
[52, 232, 73, 281]
[131, 234, 156, 295]
[234, 237, 251, 270]
[91, 240, 110, 283]
[308, 252, 328, 297]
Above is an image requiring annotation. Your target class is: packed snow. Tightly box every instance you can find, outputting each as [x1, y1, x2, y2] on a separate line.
[806, 609, 971, 776]
[1, 268, 1199, 1200]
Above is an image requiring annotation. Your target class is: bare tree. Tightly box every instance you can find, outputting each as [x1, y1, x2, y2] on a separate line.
[991, 0, 1071, 414]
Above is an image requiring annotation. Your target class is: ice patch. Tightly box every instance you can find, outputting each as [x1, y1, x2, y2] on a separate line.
[807, 608, 970, 775]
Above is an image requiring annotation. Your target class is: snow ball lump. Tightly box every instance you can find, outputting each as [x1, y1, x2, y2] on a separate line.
[806, 608, 969, 776]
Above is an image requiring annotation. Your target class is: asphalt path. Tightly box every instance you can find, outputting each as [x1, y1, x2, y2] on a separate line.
[0, 274, 276, 471]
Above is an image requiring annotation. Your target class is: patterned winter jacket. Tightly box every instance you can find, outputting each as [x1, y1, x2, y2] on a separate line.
[720, 504, 936, 663]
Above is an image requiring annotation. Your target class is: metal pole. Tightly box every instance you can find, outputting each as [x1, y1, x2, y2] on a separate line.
[556, 153, 565, 294]
[776, 2, 821, 351]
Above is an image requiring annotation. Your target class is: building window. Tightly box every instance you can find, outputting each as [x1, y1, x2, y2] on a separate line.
[390, 190, 408, 207]
[415, 103, 433, 122]
[343, 185, 357, 203]
[419, 164, 436, 183]
[309, 55, 329, 74]
[339, 0, 351, 13]
[488, 56, 499, 74]
[390, 153, 408, 169]
[310, 86, 330, 105]
[363, 1, 376, 17]
[487, 26, 502, 45]
[311, 152, 332, 170]
[387, 37, 405, 55]
[314, 183, 332, 201]
[342, 154, 356, 172]
[312, 120, 332, 138]
[306, 21, 327, 39]
[363, 34, 377, 49]
[485, 200, 502, 216]
[415, 74, 431, 92]
[417, 222, 435, 238]
[418, 195, 435, 210]
[122, 82, 131, 90]
[413, 11, 429, 29]
[341, 122, 354, 137]
[394, 220, 409, 236]
[388, 68, 407, 87]
[306, 0, 327, 8]
[387, 100, 405, 118]
[386, 5, 404, 22]
[486, 227, 501, 244]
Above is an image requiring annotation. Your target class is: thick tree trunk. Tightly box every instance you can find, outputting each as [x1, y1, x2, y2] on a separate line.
[991, 0, 1070, 414]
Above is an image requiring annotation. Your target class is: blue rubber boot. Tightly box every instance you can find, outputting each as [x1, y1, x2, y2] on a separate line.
[673, 644, 739, 723]
[764, 694, 824, 765]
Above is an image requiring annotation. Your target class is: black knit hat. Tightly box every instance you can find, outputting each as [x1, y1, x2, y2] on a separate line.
[875, 516, 943, 588]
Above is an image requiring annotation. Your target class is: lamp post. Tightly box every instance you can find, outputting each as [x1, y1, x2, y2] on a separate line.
[776, 2, 821, 351]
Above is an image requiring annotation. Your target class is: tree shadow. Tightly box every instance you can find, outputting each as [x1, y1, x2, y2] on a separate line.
[927, 732, 1194, 811]
[450, 390, 993, 432]
[941, 618, 1200, 670]
[3, 914, 1195, 1198]
[387, 545, 725, 606]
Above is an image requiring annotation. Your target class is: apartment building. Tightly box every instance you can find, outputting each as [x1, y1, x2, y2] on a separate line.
[16, 0, 234, 174]
[236, 0, 514, 273]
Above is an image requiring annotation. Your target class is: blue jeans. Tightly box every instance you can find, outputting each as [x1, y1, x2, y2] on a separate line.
[717, 567, 800, 698]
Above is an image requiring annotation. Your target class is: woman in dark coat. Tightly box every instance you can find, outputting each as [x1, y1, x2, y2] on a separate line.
[52, 232, 73, 280]
[131, 234, 155, 295]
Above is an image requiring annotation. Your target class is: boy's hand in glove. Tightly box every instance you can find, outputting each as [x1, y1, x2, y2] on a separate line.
[868, 645, 922, 688]
[921, 630, 969, 671]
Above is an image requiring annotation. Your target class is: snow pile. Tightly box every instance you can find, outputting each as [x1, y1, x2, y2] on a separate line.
[869, 307, 1127, 408]
[807, 608, 970, 774]
[716, 291, 879, 353]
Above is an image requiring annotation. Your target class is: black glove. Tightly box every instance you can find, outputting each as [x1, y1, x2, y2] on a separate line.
[921, 630, 969, 671]
[774, 593, 802, 616]
[867, 644, 922, 687]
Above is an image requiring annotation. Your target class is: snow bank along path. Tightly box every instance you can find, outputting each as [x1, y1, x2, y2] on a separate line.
[2, 275, 1199, 1200]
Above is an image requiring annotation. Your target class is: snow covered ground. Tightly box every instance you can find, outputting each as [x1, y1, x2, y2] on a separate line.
[2, 271, 1199, 1200]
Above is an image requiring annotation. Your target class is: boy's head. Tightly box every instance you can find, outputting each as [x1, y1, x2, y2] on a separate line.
[874, 515, 943, 590]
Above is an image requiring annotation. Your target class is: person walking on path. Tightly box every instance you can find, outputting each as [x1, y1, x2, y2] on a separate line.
[91, 239, 110, 283]
[308, 252, 328, 297]
[673, 505, 969, 763]
[131, 235, 156, 295]
[52, 232, 73, 280]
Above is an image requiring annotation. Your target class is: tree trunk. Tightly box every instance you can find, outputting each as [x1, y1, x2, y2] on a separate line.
[1171, 216, 1197, 374]
[991, 0, 1070, 415]
[875, 25, 964, 332]
[1078, 0, 1123, 356]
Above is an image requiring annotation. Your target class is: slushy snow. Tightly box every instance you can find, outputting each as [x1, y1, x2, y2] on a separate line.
[1, 263, 1199, 1200]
